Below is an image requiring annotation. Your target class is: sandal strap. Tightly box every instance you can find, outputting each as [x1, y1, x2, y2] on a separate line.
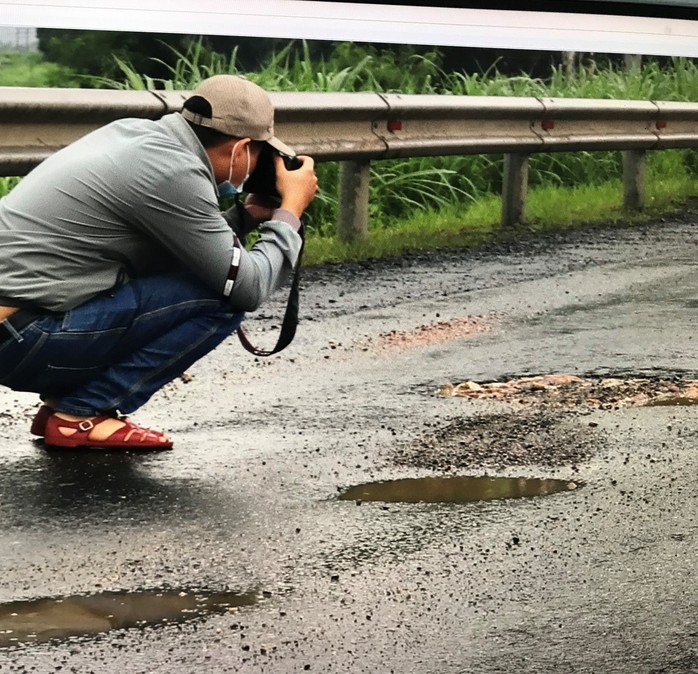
[117, 422, 168, 444]
[51, 415, 112, 431]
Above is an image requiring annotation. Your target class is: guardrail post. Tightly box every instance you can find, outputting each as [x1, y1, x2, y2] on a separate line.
[338, 159, 370, 242]
[623, 149, 646, 211]
[501, 153, 529, 227]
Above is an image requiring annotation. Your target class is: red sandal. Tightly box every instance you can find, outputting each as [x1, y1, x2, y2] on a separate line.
[43, 414, 173, 450]
[30, 404, 54, 437]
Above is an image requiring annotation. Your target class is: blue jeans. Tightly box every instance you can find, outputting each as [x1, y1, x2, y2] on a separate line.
[0, 273, 244, 416]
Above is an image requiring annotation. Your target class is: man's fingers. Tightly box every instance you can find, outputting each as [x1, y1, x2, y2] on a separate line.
[296, 155, 314, 170]
[273, 154, 315, 172]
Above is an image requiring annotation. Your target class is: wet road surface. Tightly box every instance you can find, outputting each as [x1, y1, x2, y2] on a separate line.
[1, 215, 698, 673]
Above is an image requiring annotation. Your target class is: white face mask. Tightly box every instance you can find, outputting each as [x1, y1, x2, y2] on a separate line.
[217, 140, 251, 199]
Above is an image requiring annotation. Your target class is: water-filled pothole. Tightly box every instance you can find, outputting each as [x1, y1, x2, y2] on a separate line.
[0, 587, 258, 647]
[339, 475, 578, 504]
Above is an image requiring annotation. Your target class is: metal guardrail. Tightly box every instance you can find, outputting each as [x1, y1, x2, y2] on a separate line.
[2, 86, 698, 234]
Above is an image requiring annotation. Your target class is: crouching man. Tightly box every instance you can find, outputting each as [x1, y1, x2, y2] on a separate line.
[0, 74, 317, 450]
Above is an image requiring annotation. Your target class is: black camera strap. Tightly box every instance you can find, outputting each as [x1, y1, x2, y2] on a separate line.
[236, 225, 304, 357]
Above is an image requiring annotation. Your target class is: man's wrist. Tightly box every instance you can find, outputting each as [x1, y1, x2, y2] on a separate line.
[269, 208, 301, 232]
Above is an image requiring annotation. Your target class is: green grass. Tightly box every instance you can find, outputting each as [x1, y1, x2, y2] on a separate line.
[0, 51, 81, 87]
[0, 177, 21, 195]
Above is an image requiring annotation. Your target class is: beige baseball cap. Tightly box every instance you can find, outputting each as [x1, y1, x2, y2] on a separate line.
[181, 74, 295, 156]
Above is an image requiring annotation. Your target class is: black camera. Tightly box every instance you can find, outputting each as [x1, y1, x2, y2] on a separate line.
[243, 144, 302, 200]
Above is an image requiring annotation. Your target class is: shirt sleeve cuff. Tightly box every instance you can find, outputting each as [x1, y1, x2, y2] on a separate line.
[270, 208, 301, 232]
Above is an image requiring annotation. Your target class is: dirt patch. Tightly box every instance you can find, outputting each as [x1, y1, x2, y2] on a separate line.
[354, 316, 493, 352]
[438, 374, 698, 409]
[394, 410, 600, 471]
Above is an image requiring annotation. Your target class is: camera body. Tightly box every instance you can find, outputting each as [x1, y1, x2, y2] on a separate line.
[244, 144, 302, 200]
[281, 153, 303, 171]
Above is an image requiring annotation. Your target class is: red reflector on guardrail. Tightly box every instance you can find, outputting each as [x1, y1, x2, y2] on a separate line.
[541, 119, 555, 131]
[387, 119, 403, 132]
[656, 120, 668, 130]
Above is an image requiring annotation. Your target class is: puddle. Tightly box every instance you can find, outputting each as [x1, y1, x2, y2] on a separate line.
[339, 475, 578, 504]
[0, 587, 258, 647]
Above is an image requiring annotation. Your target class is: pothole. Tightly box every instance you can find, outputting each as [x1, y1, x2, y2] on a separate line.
[339, 475, 578, 504]
[438, 373, 698, 409]
[0, 587, 258, 647]
[393, 374, 696, 472]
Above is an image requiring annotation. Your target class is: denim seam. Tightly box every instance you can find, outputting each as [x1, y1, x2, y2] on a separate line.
[131, 299, 225, 327]
[47, 327, 129, 339]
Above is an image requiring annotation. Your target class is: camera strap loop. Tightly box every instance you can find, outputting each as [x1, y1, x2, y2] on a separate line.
[236, 225, 304, 357]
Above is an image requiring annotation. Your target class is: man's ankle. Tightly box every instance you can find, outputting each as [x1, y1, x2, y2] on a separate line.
[54, 412, 94, 421]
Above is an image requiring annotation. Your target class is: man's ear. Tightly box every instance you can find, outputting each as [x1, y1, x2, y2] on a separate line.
[234, 137, 252, 152]
[228, 137, 254, 167]
[207, 137, 245, 182]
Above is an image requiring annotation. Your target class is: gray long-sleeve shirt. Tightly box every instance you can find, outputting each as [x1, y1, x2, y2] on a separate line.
[0, 112, 302, 312]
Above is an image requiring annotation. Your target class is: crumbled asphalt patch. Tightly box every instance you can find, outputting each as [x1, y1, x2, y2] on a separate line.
[393, 410, 602, 471]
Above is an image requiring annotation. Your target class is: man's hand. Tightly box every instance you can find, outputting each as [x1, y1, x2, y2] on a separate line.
[275, 155, 318, 219]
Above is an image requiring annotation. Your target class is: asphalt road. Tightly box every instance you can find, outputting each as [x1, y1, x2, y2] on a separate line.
[1, 214, 698, 673]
